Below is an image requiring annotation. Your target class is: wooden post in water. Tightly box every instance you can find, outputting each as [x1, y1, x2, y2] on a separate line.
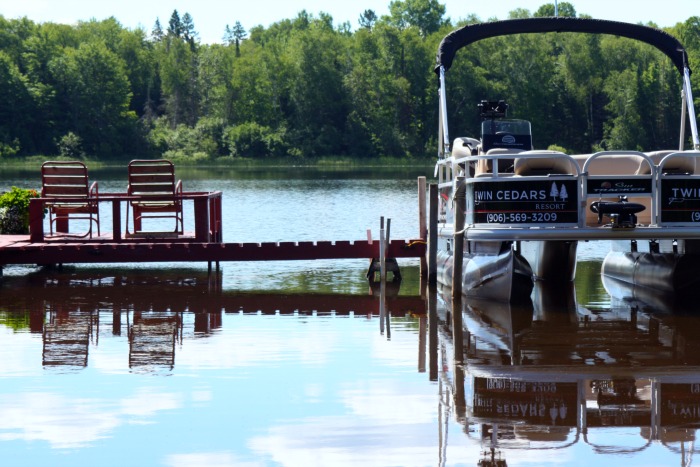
[428, 183, 438, 286]
[379, 217, 386, 336]
[428, 284, 438, 381]
[418, 177, 427, 277]
[379, 216, 386, 283]
[452, 176, 466, 298]
[386, 217, 391, 263]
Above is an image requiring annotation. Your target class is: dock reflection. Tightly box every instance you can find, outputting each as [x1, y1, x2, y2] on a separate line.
[0, 269, 425, 371]
[430, 282, 700, 465]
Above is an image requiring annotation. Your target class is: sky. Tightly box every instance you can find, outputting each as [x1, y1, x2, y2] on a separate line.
[0, 0, 696, 44]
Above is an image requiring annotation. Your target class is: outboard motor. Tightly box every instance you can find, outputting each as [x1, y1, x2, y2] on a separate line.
[590, 196, 645, 228]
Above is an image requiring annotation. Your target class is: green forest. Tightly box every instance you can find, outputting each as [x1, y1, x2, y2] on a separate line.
[1, 1, 700, 163]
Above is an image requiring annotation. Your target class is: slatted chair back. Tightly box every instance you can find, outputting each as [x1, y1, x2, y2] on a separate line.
[127, 159, 183, 234]
[41, 161, 100, 238]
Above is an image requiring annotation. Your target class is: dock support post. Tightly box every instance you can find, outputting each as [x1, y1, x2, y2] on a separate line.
[428, 183, 438, 286]
[29, 198, 44, 242]
[452, 176, 465, 299]
[418, 177, 427, 277]
[380, 216, 386, 284]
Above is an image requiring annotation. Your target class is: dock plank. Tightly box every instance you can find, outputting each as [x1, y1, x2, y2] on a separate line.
[0, 236, 426, 266]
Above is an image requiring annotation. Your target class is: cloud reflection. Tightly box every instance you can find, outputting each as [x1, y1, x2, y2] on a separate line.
[164, 451, 263, 467]
[0, 389, 182, 449]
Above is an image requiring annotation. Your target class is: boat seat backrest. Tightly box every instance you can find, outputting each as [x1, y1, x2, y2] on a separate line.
[636, 150, 696, 175]
[451, 137, 479, 159]
[513, 151, 576, 176]
[474, 148, 522, 176]
[576, 153, 646, 175]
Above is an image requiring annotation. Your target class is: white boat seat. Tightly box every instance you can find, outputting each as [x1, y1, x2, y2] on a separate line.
[636, 150, 696, 174]
[513, 151, 577, 176]
[451, 137, 479, 158]
[475, 148, 523, 175]
[574, 153, 646, 175]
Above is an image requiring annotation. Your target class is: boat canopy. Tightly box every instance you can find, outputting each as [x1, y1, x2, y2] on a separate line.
[435, 17, 690, 76]
[435, 17, 700, 153]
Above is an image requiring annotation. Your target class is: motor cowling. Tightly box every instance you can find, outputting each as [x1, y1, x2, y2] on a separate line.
[590, 196, 646, 228]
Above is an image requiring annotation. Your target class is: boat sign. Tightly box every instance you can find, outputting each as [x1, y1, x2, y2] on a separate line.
[587, 177, 652, 195]
[472, 377, 578, 426]
[660, 178, 700, 223]
[467, 179, 579, 225]
[660, 383, 700, 426]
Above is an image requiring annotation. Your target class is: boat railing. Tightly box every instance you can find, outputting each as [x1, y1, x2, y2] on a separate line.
[436, 148, 700, 239]
[462, 151, 582, 228]
[655, 150, 700, 226]
[582, 150, 656, 227]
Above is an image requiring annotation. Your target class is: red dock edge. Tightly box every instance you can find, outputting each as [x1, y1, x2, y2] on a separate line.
[0, 238, 426, 265]
[0, 192, 426, 266]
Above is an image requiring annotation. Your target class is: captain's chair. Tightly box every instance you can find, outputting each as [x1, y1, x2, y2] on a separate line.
[481, 119, 533, 153]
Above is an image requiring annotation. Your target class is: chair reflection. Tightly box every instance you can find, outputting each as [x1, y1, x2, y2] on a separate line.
[1, 270, 222, 371]
[42, 309, 98, 369]
[128, 310, 182, 371]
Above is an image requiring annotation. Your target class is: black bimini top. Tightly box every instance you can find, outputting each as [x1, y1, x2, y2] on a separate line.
[436, 17, 689, 76]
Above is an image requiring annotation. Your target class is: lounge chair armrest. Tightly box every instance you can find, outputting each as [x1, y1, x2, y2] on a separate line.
[175, 179, 183, 194]
[90, 181, 99, 197]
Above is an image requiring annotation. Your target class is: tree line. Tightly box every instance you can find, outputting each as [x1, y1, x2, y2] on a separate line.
[0, 1, 699, 163]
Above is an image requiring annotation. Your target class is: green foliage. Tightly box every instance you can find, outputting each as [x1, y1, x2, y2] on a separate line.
[57, 131, 85, 158]
[0, 186, 39, 213]
[148, 116, 231, 160]
[0, 138, 20, 158]
[534, 2, 577, 18]
[0, 186, 40, 234]
[0, 312, 31, 332]
[547, 144, 569, 153]
[0, 6, 698, 162]
[387, 0, 448, 36]
[224, 122, 290, 158]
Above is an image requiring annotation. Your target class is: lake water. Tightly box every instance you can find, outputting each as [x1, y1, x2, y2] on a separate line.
[1, 166, 699, 466]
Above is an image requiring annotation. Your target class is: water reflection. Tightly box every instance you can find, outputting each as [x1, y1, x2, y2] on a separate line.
[5, 267, 700, 464]
[0, 269, 441, 465]
[0, 270, 425, 373]
[433, 280, 700, 466]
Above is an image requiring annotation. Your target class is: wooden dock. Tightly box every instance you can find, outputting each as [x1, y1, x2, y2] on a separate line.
[0, 235, 425, 266]
[0, 179, 428, 272]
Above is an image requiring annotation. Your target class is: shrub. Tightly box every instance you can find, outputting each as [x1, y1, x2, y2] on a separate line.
[0, 187, 40, 234]
[57, 132, 86, 159]
[224, 122, 290, 158]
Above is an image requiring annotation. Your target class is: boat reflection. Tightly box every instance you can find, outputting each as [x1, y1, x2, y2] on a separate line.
[431, 281, 700, 465]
